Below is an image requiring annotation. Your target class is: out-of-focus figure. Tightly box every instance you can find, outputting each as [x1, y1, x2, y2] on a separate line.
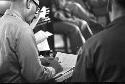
[52, 0, 86, 54]
[72, 0, 125, 82]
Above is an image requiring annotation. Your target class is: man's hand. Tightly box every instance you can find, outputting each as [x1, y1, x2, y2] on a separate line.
[40, 57, 50, 66]
[40, 56, 63, 73]
[30, 6, 50, 29]
[38, 6, 51, 23]
[39, 6, 50, 19]
[49, 59, 63, 74]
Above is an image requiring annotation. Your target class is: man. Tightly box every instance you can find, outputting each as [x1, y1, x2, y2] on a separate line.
[63, 0, 104, 35]
[53, 0, 103, 40]
[52, 0, 86, 54]
[64, 0, 95, 22]
[53, 6, 93, 40]
[0, 0, 62, 83]
[71, 0, 125, 82]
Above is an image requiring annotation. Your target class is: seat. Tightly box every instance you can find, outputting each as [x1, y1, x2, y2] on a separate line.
[54, 34, 71, 53]
[53, 21, 84, 54]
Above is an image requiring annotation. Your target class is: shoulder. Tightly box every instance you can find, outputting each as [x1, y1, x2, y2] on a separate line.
[77, 29, 110, 63]
[0, 16, 20, 36]
[84, 28, 111, 50]
[2, 15, 33, 38]
[2, 15, 28, 30]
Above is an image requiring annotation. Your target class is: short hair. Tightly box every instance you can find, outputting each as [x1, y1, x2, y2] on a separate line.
[115, 0, 125, 8]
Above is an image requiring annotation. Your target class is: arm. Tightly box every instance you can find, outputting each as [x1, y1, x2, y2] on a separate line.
[17, 27, 55, 82]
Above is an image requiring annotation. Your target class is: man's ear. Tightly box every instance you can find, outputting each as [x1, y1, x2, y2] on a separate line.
[26, 0, 31, 9]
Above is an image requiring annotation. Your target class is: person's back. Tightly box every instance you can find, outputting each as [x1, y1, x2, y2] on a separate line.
[71, 0, 125, 82]
[94, 16, 125, 82]
[72, 16, 125, 82]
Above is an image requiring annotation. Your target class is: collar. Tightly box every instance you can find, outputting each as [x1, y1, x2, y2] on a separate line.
[106, 16, 125, 29]
[4, 9, 26, 23]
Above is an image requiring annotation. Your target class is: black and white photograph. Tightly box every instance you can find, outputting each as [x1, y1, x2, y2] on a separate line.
[0, 0, 125, 82]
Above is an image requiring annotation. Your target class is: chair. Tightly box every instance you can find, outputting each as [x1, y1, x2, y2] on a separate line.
[53, 21, 84, 54]
[54, 34, 71, 53]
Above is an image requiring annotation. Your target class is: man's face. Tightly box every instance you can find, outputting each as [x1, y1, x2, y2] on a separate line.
[26, 0, 40, 24]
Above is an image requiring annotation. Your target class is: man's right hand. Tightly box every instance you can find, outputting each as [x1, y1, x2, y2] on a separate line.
[49, 59, 63, 74]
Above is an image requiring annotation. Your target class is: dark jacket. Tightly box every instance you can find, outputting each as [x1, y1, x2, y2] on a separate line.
[71, 16, 125, 82]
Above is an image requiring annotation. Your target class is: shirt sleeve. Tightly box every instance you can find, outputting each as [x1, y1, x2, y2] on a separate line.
[16, 27, 55, 82]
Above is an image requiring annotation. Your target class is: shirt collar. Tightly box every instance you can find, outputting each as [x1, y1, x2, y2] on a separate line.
[106, 16, 125, 29]
[4, 9, 26, 23]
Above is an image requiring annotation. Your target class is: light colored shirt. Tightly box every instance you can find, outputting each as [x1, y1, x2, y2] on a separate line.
[0, 9, 55, 83]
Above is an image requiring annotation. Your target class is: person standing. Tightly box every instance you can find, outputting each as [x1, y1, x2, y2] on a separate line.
[0, 0, 62, 83]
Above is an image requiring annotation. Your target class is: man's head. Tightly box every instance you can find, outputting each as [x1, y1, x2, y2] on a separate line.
[10, 0, 40, 24]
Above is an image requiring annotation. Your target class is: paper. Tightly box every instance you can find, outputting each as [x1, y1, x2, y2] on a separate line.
[45, 31, 53, 37]
[37, 39, 50, 51]
[34, 30, 53, 44]
[55, 52, 78, 70]
[54, 52, 78, 81]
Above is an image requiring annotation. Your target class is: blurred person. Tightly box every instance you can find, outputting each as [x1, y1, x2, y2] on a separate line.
[0, 0, 63, 83]
[52, 0, 94, 42]
[53, 0, 95, 22]
[71, 0, 125, 82]
[52, 0, 85, 54]
[57, 0, 104, 35]
[54, 22, 85, 54]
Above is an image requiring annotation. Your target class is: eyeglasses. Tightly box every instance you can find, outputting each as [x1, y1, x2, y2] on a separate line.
[32, 0, 41, 14]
